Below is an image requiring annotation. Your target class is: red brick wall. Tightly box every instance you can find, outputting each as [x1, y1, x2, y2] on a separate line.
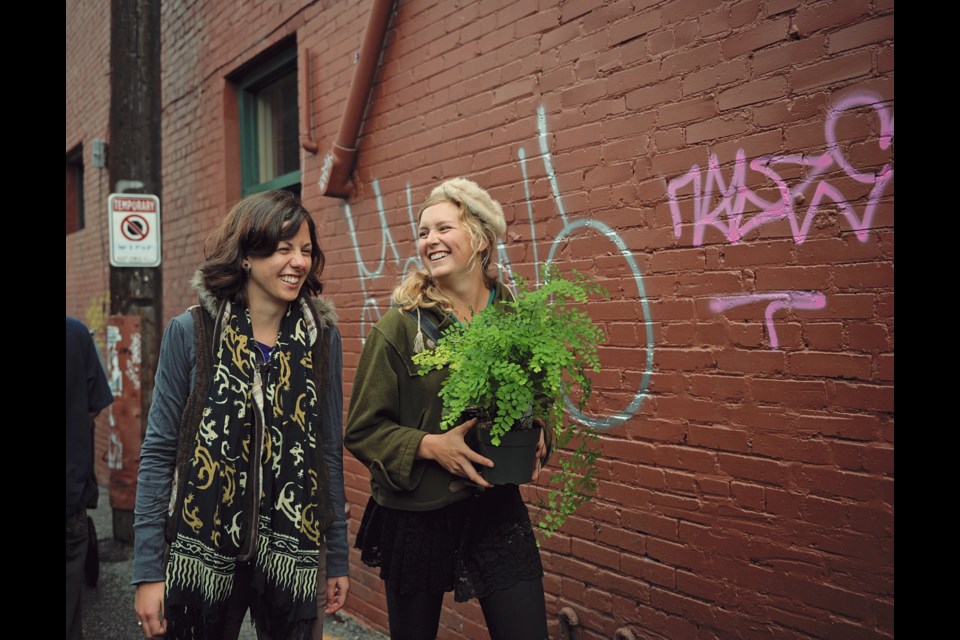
[66, 0, 112, 326]
[68, 1, 894, 638]
[66, 0, 115, 485]
[322, 3, 894, 636]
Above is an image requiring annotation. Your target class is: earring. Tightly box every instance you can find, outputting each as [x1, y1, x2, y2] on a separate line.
[243, 263, 250, 275]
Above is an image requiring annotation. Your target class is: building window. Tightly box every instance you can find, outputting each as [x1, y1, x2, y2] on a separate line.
[238, 45, 300, 196]
[66, 145, 85, 234]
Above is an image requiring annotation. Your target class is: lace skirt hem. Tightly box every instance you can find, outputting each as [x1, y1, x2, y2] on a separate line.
[355, 485, 543, 602]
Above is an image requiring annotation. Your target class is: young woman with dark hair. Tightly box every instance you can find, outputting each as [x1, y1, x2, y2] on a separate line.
[133, 190, 349, 640]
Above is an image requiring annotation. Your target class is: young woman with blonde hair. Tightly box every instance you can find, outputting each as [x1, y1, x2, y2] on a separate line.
[345, 178, 549, 640]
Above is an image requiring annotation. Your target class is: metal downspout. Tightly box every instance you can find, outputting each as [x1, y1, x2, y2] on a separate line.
[317, 0, 396, 198]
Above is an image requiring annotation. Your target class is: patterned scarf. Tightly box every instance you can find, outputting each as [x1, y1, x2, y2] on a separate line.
[166, 298, 323, 637]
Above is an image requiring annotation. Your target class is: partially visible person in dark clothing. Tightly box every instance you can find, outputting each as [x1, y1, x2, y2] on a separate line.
[66, 316, 115, 640]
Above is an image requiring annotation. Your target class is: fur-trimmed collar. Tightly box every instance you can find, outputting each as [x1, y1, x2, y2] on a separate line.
[189, 269, 338, 335]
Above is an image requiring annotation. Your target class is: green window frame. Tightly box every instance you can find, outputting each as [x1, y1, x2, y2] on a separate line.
[238, 46, 300, 196]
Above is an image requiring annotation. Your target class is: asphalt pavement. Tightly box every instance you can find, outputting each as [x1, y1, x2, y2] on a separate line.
[80, 499, 387, 640]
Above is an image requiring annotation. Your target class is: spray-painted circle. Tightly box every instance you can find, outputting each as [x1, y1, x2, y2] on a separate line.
[546, 218, 654, 429]
[824, 91, 894, 185]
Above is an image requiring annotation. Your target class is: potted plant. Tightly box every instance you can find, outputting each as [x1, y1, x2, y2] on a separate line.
[412, 263, 606, 537]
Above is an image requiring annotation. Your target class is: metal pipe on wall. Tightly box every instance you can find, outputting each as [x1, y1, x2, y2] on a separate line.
[319, 0, 396, 198]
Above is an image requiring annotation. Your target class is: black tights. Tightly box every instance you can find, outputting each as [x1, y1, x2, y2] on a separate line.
[384, 577, 548, 640]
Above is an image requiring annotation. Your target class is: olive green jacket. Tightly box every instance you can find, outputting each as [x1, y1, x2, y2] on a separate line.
[344, 284, 513, 511]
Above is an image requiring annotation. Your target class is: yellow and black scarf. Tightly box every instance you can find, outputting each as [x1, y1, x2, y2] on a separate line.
[165, 299, 323, 637]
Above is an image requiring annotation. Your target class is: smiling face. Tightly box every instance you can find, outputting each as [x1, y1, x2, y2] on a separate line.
[245, 220, 313, 312]
[417, 201, 487, 285]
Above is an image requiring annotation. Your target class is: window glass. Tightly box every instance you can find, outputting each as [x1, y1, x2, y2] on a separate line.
[254, 71, 299, 185]
[238, 45, 300, 196]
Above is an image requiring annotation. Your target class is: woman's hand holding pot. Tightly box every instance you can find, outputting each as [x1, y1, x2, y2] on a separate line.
[532, 427, 547, 482]
[417, 418, 494, 488]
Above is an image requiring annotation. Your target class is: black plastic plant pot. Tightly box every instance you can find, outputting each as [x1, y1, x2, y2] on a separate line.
[472, 424, 542, 485]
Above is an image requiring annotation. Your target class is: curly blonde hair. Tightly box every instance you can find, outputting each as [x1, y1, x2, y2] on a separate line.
[393, 178, 505, 311]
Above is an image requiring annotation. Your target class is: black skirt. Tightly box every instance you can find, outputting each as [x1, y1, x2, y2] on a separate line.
[355, 485, 544, 602]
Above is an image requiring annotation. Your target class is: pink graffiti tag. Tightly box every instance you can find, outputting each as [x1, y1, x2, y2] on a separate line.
[667, 91, 893, 246]
[709, 292, 827, 349]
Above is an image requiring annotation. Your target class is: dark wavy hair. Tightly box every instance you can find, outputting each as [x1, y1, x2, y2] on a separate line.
[199, 190, 325, 305]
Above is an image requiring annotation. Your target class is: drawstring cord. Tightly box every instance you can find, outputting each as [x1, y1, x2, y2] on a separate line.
[413, 307, 425, 353]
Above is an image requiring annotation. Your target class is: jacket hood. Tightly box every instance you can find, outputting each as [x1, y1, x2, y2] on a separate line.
[190, 269, 338, 341]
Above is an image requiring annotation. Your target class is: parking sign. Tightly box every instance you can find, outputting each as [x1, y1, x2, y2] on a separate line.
[108, 194, 161, 267]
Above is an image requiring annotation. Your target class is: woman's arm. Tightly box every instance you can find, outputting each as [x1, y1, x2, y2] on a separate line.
[133, 312, 194, 637]
[133, 313, 194, 582]
[343, 326, 433, 492]
[320, 326, 349, 580]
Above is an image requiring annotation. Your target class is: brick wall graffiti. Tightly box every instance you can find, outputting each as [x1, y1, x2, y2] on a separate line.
[709, 292, 827, 350]
[340, 180, 420, 333]
[337, 89, 892, 413]
[666, 90, 893, 348]
[666, 90, 892, 246]
[335, 105, 654, 430]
